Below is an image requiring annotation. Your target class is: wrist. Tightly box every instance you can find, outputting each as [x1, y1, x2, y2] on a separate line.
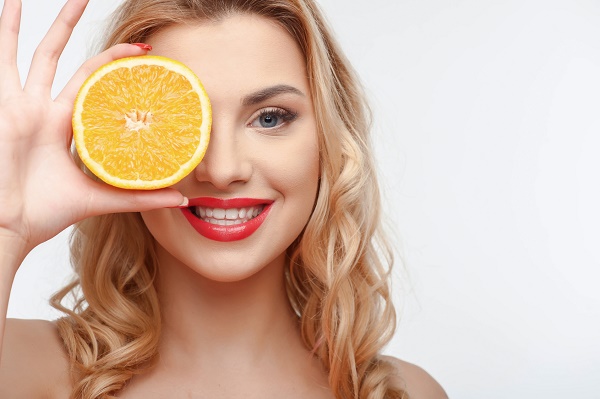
[0, 233, 29, 278]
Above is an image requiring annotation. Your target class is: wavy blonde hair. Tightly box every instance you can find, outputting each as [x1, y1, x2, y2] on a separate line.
[51, 1, 406, 398]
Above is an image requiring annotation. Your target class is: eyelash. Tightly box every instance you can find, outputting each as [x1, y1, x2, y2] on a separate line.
[250, 107, 298, 131]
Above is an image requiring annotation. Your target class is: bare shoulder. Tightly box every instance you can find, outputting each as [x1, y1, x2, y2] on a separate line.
[381, 355, 448, 399]
[0, 318, 72, 399]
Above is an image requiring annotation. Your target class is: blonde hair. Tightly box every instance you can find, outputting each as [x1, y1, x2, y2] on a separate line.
[51, 1, 406, 398]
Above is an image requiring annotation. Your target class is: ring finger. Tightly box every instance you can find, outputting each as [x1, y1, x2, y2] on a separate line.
[23, 0, 89, 96]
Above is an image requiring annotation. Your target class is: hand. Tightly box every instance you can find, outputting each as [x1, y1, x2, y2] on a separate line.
[0, 0, 185, 260]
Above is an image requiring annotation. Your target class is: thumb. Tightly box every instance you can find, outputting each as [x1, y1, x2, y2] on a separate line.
[84, 185, 188, 217]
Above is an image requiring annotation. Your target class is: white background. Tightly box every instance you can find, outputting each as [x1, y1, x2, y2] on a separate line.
[4, 0, 600, 398]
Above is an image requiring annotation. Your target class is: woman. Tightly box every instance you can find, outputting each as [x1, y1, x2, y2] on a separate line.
[0, 0, 447, 398]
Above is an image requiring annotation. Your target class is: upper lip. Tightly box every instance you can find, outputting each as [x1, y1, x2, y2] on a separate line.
[186, 197, 274, 208]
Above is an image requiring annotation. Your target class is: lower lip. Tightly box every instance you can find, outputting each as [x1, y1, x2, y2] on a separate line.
[181, 204, 272, 242]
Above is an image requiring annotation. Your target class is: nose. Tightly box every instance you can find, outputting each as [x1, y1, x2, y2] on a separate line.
[194, 119, 252, 190]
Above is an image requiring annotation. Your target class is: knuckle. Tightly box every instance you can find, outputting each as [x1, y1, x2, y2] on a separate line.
[109, 43, 133, 59]
[33, 45, 60, 65]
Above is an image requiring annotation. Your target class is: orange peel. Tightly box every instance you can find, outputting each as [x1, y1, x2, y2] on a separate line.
[72, 55, 211, 189]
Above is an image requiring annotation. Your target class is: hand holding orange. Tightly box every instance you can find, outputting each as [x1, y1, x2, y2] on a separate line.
[72, 55, 211, 190]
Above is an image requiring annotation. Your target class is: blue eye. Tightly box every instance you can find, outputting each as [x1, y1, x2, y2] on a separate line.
[251, 107, 297, 130]
[259, 112, 279, 128]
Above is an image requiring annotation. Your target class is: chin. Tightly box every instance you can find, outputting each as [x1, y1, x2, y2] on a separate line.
[150, 230, 288, 285]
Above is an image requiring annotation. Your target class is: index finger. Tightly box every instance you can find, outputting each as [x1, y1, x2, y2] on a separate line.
[55, 43, 150, 107]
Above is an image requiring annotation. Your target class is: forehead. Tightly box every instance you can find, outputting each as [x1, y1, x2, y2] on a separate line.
[146, 14, 309, 102]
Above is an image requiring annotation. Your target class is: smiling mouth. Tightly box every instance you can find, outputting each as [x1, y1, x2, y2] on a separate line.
[189, 205, 266, 226]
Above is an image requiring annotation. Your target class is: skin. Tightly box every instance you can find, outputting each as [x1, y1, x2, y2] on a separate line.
[0, 0, 448, 398]
[141, 17, 320, 284]
[127, 15, 327, 398]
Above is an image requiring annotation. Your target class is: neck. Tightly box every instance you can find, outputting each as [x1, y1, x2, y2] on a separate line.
[153, 245, 303, 369]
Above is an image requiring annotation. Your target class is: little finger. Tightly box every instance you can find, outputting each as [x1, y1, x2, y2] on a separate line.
[0, 0, 22, 93]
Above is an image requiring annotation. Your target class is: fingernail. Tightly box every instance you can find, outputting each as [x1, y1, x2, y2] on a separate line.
[167, 196, 188, 209]
[132, 43, 152, 51]
[178, 196, 189, 208]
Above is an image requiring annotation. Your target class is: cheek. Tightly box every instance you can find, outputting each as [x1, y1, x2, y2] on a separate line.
[264, 133, 319, 198]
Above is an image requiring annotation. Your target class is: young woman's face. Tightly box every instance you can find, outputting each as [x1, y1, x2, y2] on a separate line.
[141, 14, 320, 282]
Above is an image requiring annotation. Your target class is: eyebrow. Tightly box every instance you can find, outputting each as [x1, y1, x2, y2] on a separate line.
[241, 84, 305, 106]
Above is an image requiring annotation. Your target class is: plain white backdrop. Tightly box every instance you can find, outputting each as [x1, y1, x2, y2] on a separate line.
[4, 0, 600, 398]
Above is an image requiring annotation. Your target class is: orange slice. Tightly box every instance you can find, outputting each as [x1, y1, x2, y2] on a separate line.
[72, 55, 211, 189]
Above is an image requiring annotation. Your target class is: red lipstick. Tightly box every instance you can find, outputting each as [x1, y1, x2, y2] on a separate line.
[181, 197, 273, 242]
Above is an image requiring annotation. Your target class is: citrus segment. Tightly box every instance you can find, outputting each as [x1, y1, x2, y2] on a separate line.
[72, 55, 211, 189]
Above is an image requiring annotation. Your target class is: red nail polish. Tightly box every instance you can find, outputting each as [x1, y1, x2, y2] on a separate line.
[132, 43, 152, 51]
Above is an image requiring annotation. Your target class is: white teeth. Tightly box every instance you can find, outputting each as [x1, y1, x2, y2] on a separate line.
[212, 208, 226, 219]
[225, 208, 238, 220]
[192, 205, 265, 225]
